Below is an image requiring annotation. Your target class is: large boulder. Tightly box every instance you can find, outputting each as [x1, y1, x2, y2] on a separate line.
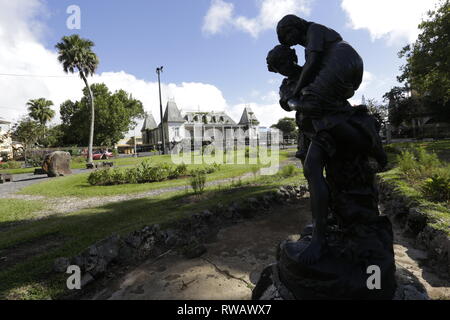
[42, 151, 72, 177]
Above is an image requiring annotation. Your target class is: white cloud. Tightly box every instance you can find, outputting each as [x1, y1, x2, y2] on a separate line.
[0, 0, 230, 135]
[203, 0, 313, 38]
[341, 0, 440, 44]
[202, 0, 235, 35]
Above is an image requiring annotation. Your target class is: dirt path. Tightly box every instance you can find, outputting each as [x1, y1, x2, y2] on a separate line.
[82, 198, 450, 300]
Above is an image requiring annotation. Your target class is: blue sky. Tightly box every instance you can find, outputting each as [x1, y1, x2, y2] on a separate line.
[0, 0, 440, 129]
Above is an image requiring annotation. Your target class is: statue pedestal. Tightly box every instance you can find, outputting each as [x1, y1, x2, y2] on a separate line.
[253, 219, 397, 300]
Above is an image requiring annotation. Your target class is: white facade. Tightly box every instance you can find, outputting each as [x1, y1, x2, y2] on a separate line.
[0, 119, 12, 160]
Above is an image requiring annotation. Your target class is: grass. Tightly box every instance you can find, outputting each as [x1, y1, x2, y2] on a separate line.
[381, 140, 450, 235]
[387, 139, 450, 162]
[379, 168, 450, 235]
[18, 150, 293, 198]
[0, 199, 46, 224]
[0, 166, 305, 300]
[0, 155, 163, 175]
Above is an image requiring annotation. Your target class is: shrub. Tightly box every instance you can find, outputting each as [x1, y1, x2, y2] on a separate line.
[0, 161, 22, 170]
[87, 169, 111, 186]
[397, 148, 442, 181]
[190, 169, 207, 194]
[280, 164, 297, 178]
[397, 150, 420, 180]
[169, 163, 188, 179]
[421, 171, 450, 202]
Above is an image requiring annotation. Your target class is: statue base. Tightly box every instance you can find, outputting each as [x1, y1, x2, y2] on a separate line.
[253, 220, 397, 300]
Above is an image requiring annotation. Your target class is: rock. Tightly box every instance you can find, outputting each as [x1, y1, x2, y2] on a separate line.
[124, 232, 143, 249]
[42, 151, 72, 177]
[81, 272, 95, 287]
[164, 230, 180, 247]
[94, 235, 121, 264]
[404, 208, 427, 236]
[183, 243, 207, 259]
[53, 257, 71, 273]
[402, 285, 429, 300]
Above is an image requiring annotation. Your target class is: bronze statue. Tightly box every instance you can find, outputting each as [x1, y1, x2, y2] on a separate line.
[253, 15, 396, 300]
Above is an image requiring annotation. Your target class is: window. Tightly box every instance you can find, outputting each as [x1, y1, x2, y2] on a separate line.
[174, 127, 180, 137]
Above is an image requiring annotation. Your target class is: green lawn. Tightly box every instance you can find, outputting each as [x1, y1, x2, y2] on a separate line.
[379, 167, 450, 235]
[0, 199, 46, 225]
[0, 155, 162, 175]
[0, 167, 305, 300]
[18, 150, 293, 198]
[381, 140, 450, 236]
[388, 139, 450, 162]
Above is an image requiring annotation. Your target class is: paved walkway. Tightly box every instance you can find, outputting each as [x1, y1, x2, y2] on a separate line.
[0, 169, 88, 199]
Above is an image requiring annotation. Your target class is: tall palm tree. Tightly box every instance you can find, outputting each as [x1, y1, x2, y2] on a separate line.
[27, 98, 55, 126]
[55, 34, 99, 164]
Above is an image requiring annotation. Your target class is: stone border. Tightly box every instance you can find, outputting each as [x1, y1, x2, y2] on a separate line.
[378, 178, 450, 275]
[53, 185, 308, 289]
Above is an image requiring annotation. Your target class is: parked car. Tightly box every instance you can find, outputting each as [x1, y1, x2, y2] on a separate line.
[90, 150, 113, 160]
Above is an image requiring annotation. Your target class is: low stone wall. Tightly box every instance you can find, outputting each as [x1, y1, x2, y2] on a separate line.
[53, 185, 308, 288]
[378, 179, 450, 275]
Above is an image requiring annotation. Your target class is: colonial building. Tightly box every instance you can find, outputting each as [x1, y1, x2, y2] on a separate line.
[0, 118, 12, 161]
[141, 100, 273, 151]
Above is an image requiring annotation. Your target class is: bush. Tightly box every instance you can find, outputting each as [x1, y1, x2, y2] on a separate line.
[421, 171, 450, 202]
[170, 163, 188, 179]
[397, 147, 442, 181]
[190, 169, 207, 194]
[88, 169, 111, 186]
[280, 164, 297, 178]
[0, 161, 22, 170]
[87, 162, 196, 186]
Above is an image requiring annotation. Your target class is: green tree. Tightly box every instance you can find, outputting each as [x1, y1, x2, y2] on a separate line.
[42, 125, 65, 148]
[26, 98, 55, 126]
[60, 83, 144, 146]
[56, 34, 99, 164]
[11, 118, 44, 162]
[271, 117, 298, 140]
[366, 98, 388, 128]
[398, 0, 450, 106]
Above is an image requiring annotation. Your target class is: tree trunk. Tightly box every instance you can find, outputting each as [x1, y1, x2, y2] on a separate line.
[81, 73, 95, 164]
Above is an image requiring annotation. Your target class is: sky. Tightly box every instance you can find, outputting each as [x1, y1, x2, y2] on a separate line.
[0, 0, 441, 134]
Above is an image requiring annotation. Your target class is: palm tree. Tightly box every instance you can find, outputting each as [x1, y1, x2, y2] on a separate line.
[27, 98, 55, 126]
[55, 34, 99, 164]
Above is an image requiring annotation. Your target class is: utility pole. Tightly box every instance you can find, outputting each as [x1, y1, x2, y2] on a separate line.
[156, 66, 166, 155]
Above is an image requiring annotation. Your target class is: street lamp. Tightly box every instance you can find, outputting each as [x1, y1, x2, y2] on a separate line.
[156, 66, 166, 155]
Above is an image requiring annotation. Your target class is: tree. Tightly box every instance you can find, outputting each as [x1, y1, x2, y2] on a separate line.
[398, 0, 450, 105]
[60, 83, 144, 146]
[366, 98, 388, 128]
[11, 118, 44, 162]
[26, 98, 55, 126]
[56, 34, 99, 164]
[271, 117, 298, 140]
[42, 125, 65, 148]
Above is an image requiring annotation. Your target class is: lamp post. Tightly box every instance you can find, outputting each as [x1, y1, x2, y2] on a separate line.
[156, 66, 166, 155]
